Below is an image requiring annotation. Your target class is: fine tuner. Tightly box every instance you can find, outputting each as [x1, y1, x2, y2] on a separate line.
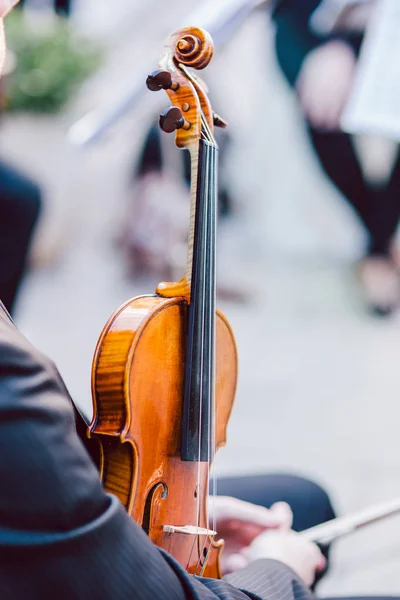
[146, 68, 228, 133]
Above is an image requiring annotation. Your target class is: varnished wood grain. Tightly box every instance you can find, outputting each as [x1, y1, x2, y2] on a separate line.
[155, 27, 215, 293]
[91, 26, 235, 579]
[90, 295, 237, 577]
[159, 27, 214, 149]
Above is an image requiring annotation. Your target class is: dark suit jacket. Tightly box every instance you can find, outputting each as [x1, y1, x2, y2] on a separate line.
[0, 304, 314, 599]
[272, 0, 363, 86]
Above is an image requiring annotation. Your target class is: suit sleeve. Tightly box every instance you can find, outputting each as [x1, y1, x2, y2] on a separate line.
[0, 307, 314, 600]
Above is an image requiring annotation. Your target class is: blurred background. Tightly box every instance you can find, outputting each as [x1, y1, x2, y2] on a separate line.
[3, 0, 400, 595]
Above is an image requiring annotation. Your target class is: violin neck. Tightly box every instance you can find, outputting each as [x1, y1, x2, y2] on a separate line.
[181, 139, 218, 462]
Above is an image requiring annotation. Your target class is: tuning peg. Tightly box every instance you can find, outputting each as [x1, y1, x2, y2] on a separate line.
[146, 69, 179, 92]
[159, 107, 190, 133]
[213, 113, 228, 128]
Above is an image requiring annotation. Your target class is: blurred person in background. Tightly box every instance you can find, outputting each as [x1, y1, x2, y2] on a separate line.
[0, 0, 44, 314]
[272, 0, 400, 316]
[0, 160, 41, 313]
[2, 0, 77, 316]
[18, 0, 71, 16]
[126, 121, 232, 282]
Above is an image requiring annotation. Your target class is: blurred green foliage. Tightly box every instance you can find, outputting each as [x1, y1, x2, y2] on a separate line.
[4, 11, 103, 113]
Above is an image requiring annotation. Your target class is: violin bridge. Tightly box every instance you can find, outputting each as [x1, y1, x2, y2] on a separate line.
[163, 525, 217, 536]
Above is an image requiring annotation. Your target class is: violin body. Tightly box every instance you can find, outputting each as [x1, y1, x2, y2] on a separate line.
[90, 294, 237, 576]
[91, 26, 237, 577]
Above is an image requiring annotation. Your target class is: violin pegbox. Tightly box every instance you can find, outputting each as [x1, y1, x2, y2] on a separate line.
[146, 27, 215, 148]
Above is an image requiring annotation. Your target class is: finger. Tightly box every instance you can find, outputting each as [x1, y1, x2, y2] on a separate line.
[332, 95, 348, 130]
[269, 502, 293, 530]
[215, 496, 287, 528]
[315, 551, 327, 572]
[307, 540, 327, 573]
[222, 553, 249, 574]
[228, 522, 272, 546]
[309, 98, 329, 129]
[0, 0, 18, 18]
[322, 100, 342, 131]
[302, 92, 323, 128]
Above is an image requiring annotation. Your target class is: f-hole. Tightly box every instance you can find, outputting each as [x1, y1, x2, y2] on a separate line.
[142, 482, 168, 535]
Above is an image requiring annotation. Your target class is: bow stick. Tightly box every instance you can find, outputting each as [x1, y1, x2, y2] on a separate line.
[301, 497, 400, 544]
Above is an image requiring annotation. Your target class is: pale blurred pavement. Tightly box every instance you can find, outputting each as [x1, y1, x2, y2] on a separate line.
[2, 0, 400, 595]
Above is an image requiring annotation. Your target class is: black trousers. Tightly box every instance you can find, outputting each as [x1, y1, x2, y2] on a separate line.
[216, 472, 335, 535]
[309, 128, 400, 257]
[18, 0, 71, 15]
[216, 472, 334, 589]
[273, 14, 400, 259]
[0, 161, 41, 313]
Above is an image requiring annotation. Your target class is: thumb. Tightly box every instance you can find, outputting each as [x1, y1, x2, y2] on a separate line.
[315, 551, 327, 573]
[269, 502, 293, 530]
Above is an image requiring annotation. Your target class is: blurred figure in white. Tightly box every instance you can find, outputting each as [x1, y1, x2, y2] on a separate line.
[272, 0, 400, 316]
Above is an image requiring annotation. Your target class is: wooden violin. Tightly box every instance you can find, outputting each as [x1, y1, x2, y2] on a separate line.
[90, 27, 237, 578]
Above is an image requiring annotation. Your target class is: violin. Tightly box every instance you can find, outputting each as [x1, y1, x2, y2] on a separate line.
[89, 27, 237, 578]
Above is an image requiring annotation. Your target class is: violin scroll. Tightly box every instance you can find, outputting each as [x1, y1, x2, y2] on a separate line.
[150, 26, 217, 149]
[172, 28, 214, 70]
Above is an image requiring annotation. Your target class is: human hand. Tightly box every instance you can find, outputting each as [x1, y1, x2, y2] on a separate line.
[209, 496, 293, 574]
[0, 0, 19, 72]
[296, 40, 356, 131]
[243, 529, 326, 587]
[0, 0, 19, 18]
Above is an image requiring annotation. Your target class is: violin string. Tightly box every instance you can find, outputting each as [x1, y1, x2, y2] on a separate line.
[209, 126, 218, 544]
[201, 116, 216, 525]
[211, 142, 218, 537]
[192, 140, 209, 575]
[202, 143, 219, 576]
[201, 114, 214, 144]
[196, 140, 207, 530]
[192, 118, 217, 575]
[194, 140, 215, 576]
[193, 143, 206, 576]
[198, 142, 216, 578]
[206, 140, 213, 543]
[201, 141, 211, 557]
[200, 143, 218, 576]
[207, 141, 215, 530]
